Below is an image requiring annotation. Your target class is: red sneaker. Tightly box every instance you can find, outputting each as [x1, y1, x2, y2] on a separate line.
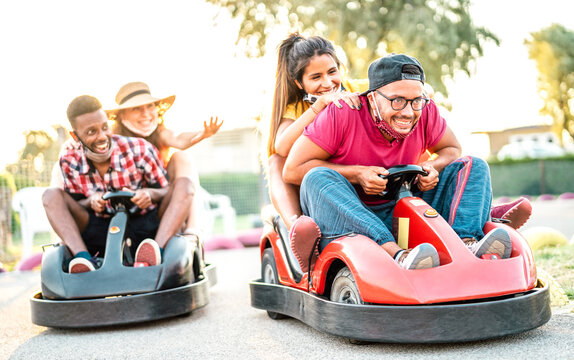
[135, 239, 161, 266]
[491, 197, 532, 230]
[69, 257, 95, 273]
[289, 216, 321, 273]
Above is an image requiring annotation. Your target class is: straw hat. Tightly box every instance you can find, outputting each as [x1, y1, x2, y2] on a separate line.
[105, 82, 176, 120]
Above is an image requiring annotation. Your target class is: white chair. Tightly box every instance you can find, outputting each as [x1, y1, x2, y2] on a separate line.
[11, 185, 236, 257]
[11, 186, 53, 259]
[197, 187, 236, 239]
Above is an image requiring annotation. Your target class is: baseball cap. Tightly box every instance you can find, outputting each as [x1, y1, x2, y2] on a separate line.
[361, 54, 425, 95]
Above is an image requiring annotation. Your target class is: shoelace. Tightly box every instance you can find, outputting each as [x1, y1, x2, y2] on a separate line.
[396, 249, 411, 264]
[91, 252, 102, 268]
[463, 239, 478, 251]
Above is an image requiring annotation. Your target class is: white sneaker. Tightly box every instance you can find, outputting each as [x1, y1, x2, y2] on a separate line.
[395, 243, 440, 270]
[464, 228, 511, 259]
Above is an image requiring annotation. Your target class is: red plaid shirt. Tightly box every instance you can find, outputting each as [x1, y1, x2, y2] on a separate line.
[60, 135, 168, 215]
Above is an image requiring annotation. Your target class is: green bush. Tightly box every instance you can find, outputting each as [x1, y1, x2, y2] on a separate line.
[199, 173, 269, 215]
[0, 172, 16, 191]
[489, 157, 574, 197]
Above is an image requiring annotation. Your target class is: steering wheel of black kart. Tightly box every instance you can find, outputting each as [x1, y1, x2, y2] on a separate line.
[378, 165, 428, 201]
[102, 190, 137, 214]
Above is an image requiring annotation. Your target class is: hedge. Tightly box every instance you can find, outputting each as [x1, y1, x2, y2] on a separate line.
[199, 172, 269, 215]
[489, 157, 574, 197]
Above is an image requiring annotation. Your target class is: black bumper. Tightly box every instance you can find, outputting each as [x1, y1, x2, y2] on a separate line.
[250, 279, 551, 343]
[30, 264, 216, 328]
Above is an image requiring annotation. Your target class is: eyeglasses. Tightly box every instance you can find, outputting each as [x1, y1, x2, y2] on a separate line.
[375, 90, 429, 111]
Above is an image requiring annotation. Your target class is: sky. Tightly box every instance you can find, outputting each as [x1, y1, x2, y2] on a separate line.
[0, 0, 572, 167]
[446, 0, 573, 156]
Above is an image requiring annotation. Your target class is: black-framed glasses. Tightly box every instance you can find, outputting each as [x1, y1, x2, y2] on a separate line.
[375, 90, 429, 111]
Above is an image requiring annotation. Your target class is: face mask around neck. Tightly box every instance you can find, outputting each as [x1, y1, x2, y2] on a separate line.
[122, 118, 158, 137]
[84, 146, 113, 163]
[74, 134, 114, 163]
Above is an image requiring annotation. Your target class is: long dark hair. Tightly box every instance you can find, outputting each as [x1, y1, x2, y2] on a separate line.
[267, 33, 341, 156]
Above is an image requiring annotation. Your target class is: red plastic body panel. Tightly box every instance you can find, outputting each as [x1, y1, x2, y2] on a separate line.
[259, 224, 310, 291]
[260, 196, 538, 305]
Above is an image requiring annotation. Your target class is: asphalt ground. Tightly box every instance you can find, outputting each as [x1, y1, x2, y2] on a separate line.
[1, 199, 573, 359]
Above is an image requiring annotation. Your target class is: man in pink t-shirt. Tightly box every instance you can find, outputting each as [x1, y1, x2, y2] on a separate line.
[284, 54, 512, 271]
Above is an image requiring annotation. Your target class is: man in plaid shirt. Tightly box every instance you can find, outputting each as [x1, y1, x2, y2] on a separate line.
[43, 95, 193, 273]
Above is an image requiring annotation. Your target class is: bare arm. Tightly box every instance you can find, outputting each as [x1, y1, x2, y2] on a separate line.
[424, 126, 462, 172]
[129, 187, 168, 209]
[158, 116, 223, 150]
[275, 113, 314, 157]
[417, 126, 462, 191]
[283, 136, 389, 195]
[275, 92, 362, 157]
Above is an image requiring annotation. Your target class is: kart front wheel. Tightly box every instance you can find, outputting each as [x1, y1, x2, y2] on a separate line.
[330, 267, 364, 305]
[261, 248, 287, 319]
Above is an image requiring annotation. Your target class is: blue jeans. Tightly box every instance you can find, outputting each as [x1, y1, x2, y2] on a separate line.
[299, 157, 492, 251]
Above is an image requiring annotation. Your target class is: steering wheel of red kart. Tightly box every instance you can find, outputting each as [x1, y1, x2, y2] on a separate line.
[102, 190, 138, 214]
[378, 165, 428, 201]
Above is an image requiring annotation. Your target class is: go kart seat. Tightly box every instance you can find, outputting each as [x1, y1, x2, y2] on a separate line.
[271, 215, 304, 282]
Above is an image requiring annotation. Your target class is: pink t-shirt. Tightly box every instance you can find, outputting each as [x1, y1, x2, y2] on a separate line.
[303, 97, 446, 205]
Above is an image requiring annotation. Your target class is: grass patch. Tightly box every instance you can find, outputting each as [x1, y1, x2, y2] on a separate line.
[533, 243, 574, 299]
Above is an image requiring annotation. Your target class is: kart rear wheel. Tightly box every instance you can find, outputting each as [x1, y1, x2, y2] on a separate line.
[330, 267, 364, 305]
[261, 248, 287, 319]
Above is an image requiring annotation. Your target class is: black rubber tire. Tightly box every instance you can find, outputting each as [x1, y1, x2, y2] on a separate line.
[330, 267, 368, 344]
[330, 267, 364, 305]
[261, 248, 288, 319]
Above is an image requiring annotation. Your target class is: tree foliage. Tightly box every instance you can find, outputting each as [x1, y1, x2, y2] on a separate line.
[526, 24, 574, 142]
[4, 127, 66, 189]
[206, 0, 499, 97]
[19, 130, 59, 162]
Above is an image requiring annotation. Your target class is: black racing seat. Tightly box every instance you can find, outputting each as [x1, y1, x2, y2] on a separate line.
[267, 214, 304, 283]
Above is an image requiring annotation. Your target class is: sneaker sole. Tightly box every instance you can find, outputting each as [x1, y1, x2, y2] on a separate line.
[476, 229, 512, 259]
[414, 256, 436, 269]
[135, 242, 161, 266]
[485, 239, 506, 258]
[70, 263, 93, 273]
[290, 216, 321, 273]
[502, 200, 532, 230]
[404, 244, 440, 270]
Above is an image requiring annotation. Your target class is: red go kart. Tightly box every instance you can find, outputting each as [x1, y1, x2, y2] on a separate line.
[250, 165, 550, 343]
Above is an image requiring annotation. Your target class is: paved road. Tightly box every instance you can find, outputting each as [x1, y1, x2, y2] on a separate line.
[1, 199, 573, 360]
[520, 198, 574, 241]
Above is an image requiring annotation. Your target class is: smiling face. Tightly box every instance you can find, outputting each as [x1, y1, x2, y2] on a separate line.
[73, 109, 112, 154]
[297, 54, 342, 97]
[368, 79, 424, 139]
[118, 103, 158, 133]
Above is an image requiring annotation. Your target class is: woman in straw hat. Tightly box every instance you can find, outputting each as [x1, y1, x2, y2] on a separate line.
[106, 81, 222, 167]
[106, 81, 223, 234]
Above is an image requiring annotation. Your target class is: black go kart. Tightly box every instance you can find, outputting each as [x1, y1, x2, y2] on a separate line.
[30, 190, 216, 328]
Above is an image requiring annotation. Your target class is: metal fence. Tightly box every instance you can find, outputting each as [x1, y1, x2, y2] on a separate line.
[0, 160, 269, 253]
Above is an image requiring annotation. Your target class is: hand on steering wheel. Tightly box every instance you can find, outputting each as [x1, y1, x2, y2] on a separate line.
[417, 164, 439, 192]
[378, 165, 428, 200]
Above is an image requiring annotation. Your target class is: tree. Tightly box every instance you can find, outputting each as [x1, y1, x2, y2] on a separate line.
[5, 126, 67, 189]
[526, 24, 574, 143]
[206, 0, 499, 98]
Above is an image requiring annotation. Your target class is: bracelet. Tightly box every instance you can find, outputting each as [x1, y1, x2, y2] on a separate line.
[310, 104, 320, 115]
